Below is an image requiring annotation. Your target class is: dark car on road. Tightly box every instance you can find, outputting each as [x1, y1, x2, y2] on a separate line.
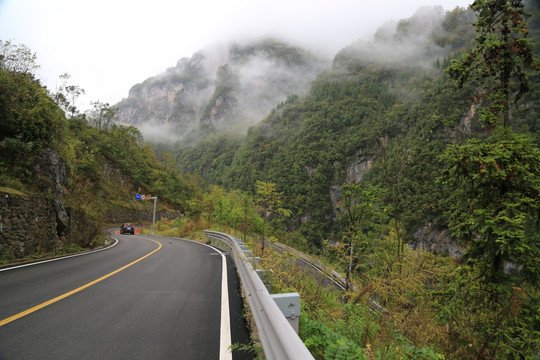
[120, 223, 135, 235]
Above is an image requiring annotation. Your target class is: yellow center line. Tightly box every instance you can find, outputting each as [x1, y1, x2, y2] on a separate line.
[0, 236, 162, 327]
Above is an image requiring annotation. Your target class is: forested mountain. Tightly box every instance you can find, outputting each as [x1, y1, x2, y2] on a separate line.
[2, 1, 539, 357]
[169, 5, 536, 250]
[122, 4, 540, 254]
[116, 39, 329, 145]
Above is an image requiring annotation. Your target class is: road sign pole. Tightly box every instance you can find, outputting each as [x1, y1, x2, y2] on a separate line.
[150, 197, 157, 234]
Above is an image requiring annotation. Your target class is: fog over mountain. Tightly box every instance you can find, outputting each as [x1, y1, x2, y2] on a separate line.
[117, 39, 330, 144]
[116, 5, 472, 144]
[335, 6, 475, 69]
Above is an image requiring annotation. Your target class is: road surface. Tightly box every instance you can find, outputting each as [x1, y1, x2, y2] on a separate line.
[0, 231, 252, 360]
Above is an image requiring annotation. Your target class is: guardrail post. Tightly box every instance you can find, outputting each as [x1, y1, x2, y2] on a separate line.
[271, 293, 300, 333]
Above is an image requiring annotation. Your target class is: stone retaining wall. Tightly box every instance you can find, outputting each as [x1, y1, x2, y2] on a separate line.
[105, 209, 180, 224]
[0, 191, 182, 261]
[0, 192, 62, 259]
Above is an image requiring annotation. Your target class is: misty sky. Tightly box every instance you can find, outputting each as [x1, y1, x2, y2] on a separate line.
[0, 0, 471, 111]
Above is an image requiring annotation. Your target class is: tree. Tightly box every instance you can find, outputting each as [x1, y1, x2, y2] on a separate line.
[255, 181, 291, 253]
[88, 101, 118, 131]
[229, 190, 260, 242]
[446, 0, 538, 129]
[440, 130, 540, 284]
[0, 68, 65, 154]
[376, 136, 412, 262]
[53, 73, 85, 118]
[442, 0, 540, 286]
[338, 183, 385, 289]
[0, 40, 40, 76]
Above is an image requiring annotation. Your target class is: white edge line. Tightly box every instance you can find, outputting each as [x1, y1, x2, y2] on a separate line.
[219, 249, 232, 360]
[197, 241, 232, 360]
[0, 238, 119, 272]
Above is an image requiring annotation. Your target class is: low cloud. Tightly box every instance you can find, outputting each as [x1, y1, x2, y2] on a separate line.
[336, 6, 450, 69]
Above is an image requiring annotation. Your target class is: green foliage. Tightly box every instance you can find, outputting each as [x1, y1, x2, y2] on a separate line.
[87, 100, 118, 131]
[434, 261, 540, 359]
[175, 132, 242, 186]
[229, 39, 313, 66]
[301, 313, 446, 360]
[229, 342, 264, 360]
[439, 129, 540, 285]
[337, 183, 387, 285]
[441, 0, 540, 289]
[255, 180, 291, 251]
[301, 316, 367, 360]
[186, 185, 263, 238]
[0, 41, 199, 251]
[433, 6, 476, 51]
[0, 68, 66, 184]
[262, 244, 449, 360]
[0, 70, 65, 147]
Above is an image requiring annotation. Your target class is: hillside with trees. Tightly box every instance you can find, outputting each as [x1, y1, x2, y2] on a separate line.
[173, 4, 539, 251]
[0, 40, 198, 260]
[170, 3, 539, 358]
[1, 0, 539, 358]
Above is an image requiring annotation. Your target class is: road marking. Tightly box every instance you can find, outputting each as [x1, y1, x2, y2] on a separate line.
[0, 239, 118, 272]
[218, 251, 232, 360]
[0, 239, 119, 272]
[0, 237, 162, 327]
[197, 242, 232, 360]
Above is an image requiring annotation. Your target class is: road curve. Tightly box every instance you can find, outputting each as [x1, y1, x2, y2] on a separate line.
[0, 232, 252, 360]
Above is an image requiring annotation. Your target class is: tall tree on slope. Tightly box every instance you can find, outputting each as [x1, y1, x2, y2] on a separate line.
[443, 0, 540, 285]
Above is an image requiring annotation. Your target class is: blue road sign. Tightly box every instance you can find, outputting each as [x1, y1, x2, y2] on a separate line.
[135, 194, 141, 200]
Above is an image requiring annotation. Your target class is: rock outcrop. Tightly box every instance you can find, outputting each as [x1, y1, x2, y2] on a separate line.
[0, 147, 182, 262]
[0, 148, 84, 260]
[116, 40, 330, 144]
[410, 222, 463, 258]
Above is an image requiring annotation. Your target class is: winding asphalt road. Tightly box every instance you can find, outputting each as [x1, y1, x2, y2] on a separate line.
[0, 231, 252, 360]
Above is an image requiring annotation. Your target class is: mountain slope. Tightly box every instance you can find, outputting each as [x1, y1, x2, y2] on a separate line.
[0, 55, 197, 261]
[116, 39, 330, 144]
[173, 4, 540, 250]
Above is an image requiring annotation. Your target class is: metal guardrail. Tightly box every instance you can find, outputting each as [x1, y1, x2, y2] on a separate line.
[204, 230, 314, 360]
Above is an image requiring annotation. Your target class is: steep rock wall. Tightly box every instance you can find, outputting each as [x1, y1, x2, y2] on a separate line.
[410, 222, 463, 258]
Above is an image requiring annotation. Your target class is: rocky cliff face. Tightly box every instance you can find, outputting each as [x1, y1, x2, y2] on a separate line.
[0, 148, 89, 260]
[118, 52, 214, 132]
[410, 222, 463, 258]
[116, 40, 330, 144]
[329, 150, 374, 216]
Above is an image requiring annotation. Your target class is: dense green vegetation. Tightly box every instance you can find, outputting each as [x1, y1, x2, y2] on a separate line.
[2, 1, 539, 358]
[175, 4, 539, 249]
[172, 2, 539, 358]
[176, 8, 485, 247]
